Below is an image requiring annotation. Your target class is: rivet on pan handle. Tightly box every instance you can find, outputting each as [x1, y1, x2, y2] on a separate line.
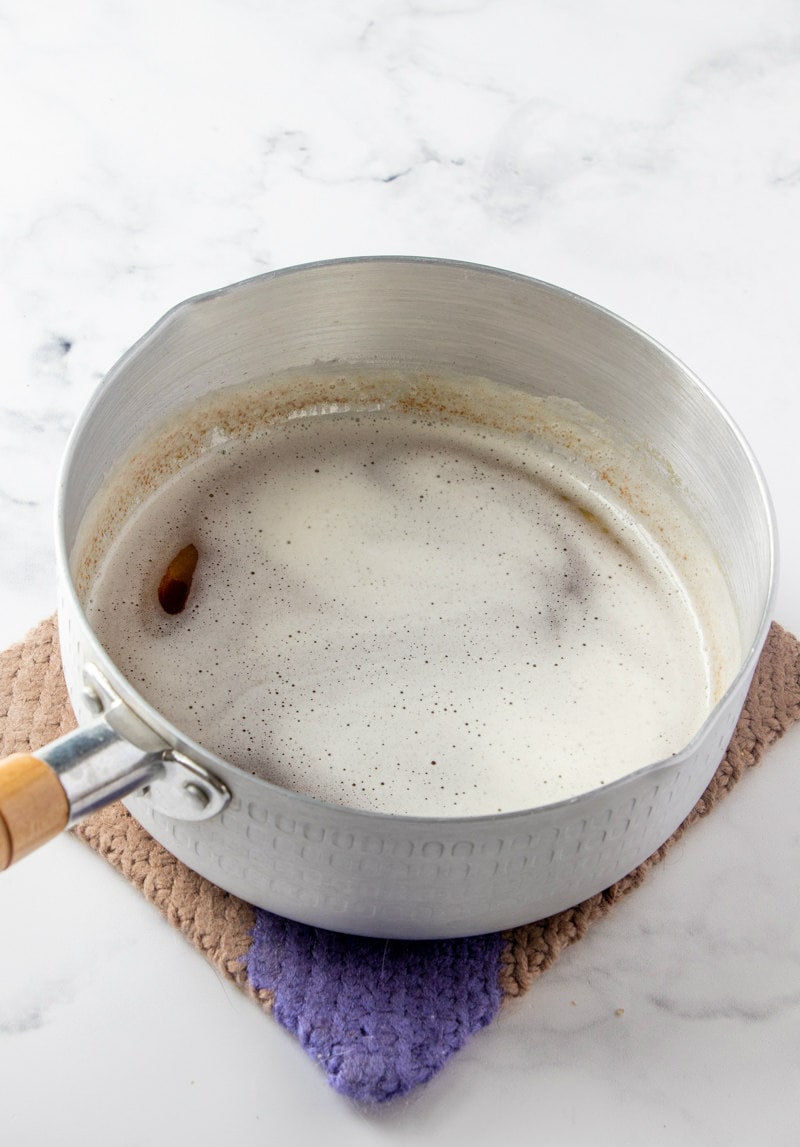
[0, 718, 162, 870]
[0, 665, 230, 869]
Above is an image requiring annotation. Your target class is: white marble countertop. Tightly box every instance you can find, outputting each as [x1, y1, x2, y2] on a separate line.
[1, 2, 799, 1143]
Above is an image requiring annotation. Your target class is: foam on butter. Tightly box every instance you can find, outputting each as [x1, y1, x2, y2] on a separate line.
[77, 373, 740, 816]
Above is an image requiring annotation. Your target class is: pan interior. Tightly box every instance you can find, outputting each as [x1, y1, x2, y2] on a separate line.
[74, 368, 741, 817]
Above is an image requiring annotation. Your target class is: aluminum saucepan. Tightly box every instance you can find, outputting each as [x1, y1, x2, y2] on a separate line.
[0, 257, 777, 938]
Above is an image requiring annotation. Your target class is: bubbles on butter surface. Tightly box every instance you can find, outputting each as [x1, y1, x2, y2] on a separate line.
[85, 407, 728, 817]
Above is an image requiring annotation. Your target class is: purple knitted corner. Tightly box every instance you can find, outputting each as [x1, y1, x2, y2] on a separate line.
[246, 910, 504, 1103]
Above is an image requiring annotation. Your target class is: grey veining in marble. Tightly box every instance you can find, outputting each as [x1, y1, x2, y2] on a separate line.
[1, 1, 799, 1143]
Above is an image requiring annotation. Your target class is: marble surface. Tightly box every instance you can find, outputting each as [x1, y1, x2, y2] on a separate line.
[1, 1, 799, 1143]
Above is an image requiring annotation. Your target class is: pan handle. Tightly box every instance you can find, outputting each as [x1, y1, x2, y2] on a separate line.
[0, 700, 231, 870]
[0, 752, 69, 868]
[0, 718, 162, 870]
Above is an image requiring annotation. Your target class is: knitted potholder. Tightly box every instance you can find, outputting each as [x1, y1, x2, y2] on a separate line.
[2, 617, 798, 1103]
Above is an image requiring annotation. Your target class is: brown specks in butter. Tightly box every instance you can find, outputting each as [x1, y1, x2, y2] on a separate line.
[80, 397, 739, 818]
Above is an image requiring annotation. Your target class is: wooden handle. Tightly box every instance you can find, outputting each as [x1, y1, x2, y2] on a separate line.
[0, 753, 69, 870]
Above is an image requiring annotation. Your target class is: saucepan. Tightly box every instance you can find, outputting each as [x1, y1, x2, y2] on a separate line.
[0, 257, 777, 938]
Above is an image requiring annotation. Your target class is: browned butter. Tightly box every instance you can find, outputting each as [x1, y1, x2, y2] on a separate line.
[77, 372, 740, 816]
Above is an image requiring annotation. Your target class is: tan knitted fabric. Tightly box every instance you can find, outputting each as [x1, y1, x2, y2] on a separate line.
[0, 616, 269, 1010]
[1, 616, 798, 1005]
[498, 619, 800, 996]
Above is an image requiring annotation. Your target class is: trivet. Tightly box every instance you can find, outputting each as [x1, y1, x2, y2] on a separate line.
[2, 617, 798, 1103]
